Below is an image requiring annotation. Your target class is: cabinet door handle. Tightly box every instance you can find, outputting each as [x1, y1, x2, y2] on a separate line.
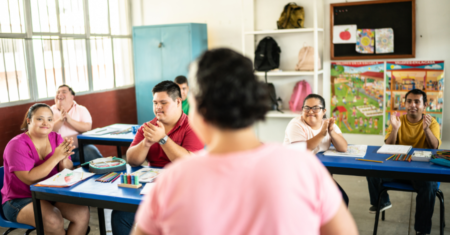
[158, 42, 163, 48]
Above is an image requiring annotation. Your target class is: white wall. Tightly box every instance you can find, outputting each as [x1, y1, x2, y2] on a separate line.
[132, 0, 450, 147]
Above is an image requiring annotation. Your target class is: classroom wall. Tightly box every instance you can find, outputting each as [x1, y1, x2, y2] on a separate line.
[0, 87, 137, 163]
[323, 0, 450, 148]
[133, 0, 450, 147]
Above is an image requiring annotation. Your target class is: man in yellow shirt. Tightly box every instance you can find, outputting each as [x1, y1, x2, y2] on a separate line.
[367, 89, 441, 235]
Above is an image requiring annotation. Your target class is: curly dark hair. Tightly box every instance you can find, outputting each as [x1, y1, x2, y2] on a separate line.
[193, 48, 270, 129]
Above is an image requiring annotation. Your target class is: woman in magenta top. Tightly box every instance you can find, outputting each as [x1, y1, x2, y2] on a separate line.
[132, 49, 358, 235]
[1, 103, 90, 235]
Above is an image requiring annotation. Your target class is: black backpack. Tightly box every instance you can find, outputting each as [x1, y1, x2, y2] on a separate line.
[254, 37, 281, 72]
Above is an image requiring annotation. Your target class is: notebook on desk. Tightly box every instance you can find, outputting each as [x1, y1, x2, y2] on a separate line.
[377, 145, 412, 155]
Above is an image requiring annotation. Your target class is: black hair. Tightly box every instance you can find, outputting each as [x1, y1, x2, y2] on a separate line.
[174, 75, 188, 85]
[302, 94, 326, 118]
[193, 48, 270, 129]
[152, 81, 181, 101]
[21, 103, 53, 131]
[404, 89, 427, 104]
[58, 84, 75, 96]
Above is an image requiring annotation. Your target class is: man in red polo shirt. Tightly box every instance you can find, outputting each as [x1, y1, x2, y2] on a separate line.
[111, 80, 203, 235]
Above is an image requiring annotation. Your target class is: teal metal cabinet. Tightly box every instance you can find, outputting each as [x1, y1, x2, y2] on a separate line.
[132, 23, 208, 124]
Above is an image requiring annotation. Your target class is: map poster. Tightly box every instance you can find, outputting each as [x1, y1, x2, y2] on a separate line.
[385, 61, 445, 136]
[330, 62, 384, 135]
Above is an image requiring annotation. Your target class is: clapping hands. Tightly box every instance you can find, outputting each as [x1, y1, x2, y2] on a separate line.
[54, 138, 75, 161]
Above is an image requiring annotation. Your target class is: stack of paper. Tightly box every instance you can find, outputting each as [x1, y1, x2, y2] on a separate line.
[36, 169, 94, 187]
[133, 168, 164, 183]
[82, 127, 123, 136]
[323, 145, 367, 158]
[377, 145, 412, 155]
[412, 151, 432, 162]
[140, 183, 155, 195]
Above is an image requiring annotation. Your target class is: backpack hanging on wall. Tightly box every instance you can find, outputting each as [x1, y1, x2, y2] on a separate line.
[277, 3, 305, 29]
[289, 80, 312, 112]
[295, 46, 321, 71]
[254, 37, 281, 72]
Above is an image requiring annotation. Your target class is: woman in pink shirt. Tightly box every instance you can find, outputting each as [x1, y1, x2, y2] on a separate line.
[132, 49, 358, 235]
[1, 103, 90, 235]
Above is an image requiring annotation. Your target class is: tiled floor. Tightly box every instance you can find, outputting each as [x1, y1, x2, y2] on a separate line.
[1, 175, 449, 235]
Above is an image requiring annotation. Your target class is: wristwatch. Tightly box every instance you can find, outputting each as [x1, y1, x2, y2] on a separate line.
[159, 135, 169, 145]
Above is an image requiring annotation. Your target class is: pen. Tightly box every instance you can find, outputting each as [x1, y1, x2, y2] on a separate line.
[356, 158, 383, 163]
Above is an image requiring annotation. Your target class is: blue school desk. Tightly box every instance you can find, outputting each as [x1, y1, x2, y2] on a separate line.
[31, 165, 147, 235]
[317, 145, 450, 182]
[78, 124, 136, 164]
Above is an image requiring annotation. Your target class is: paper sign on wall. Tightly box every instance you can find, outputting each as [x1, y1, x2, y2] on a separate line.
[333, 25, 357, 44]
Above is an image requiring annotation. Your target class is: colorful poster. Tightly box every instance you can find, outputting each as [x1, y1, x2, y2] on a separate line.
[330, 62, 384, 135]
[385, 61, 445, 136]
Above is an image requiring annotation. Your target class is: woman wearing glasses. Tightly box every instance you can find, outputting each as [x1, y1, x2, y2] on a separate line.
[284, 94, 349, 205]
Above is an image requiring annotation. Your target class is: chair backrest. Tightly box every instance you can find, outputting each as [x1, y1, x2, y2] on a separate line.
[0, 167, 8, 220]
[0, 166, 35, 229]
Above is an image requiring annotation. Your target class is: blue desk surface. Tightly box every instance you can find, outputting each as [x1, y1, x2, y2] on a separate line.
[30, 165, 146, 205]
[317, 146, 450, 175]
[77, 134, 135, 142]
[77, 123, 137, 142]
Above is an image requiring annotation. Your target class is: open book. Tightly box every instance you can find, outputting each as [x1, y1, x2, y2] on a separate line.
[35, 169, 95, 187]
[323, 145, 367, 158]
[377, 144, 412, 155]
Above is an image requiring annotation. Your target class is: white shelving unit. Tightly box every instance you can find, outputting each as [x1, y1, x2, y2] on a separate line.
[241, 0, 324, 142]
[241, 0, 324, 116]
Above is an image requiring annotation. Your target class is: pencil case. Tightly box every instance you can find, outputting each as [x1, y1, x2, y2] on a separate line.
[430, 158, 450, 168]
[82, 157, 127, 174]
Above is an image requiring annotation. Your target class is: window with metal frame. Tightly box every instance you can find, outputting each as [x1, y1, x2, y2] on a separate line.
[0, 0, 133, 106]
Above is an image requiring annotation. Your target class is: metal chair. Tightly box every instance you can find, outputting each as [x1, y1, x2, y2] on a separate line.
[0, 167, 35, 235]
[373, 181, 444, 235]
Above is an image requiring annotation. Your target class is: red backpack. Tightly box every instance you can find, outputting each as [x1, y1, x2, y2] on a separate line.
[289, 80, 312, 112]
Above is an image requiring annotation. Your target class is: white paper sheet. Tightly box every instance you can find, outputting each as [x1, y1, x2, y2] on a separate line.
[323, 145, 367, 157]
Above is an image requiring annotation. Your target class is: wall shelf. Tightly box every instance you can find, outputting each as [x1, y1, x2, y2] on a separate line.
[255, 70, 323, 76]
[266, 110, 301, 118]
[245, 28, 324, 35]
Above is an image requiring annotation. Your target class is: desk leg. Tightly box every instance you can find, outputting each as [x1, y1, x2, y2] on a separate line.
[97, 208, 107, 235]
[32, 191, 44, 235]
[79, 142, 86, 164]
[116, 145, 122, 158]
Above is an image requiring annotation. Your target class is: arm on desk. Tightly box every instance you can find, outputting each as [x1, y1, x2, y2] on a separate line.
[58, 156, 73, 171]
[329, 131, 347, 152]
[160, 137, 190, 162]
[127, 140, 151, 167]
[320, 202, 358, 235]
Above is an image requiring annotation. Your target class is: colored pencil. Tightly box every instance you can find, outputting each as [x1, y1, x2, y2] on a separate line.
[386, 155, 395, 161]
[356, 158, 383, 163]
[111, 173, 121, 183]
[104, 173, 118, 182]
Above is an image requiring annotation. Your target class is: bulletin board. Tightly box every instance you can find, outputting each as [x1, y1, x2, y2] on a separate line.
[330, 0, 415, 60]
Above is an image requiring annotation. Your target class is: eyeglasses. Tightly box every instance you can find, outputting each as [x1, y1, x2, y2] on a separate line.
[302, 106, 324, 113]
